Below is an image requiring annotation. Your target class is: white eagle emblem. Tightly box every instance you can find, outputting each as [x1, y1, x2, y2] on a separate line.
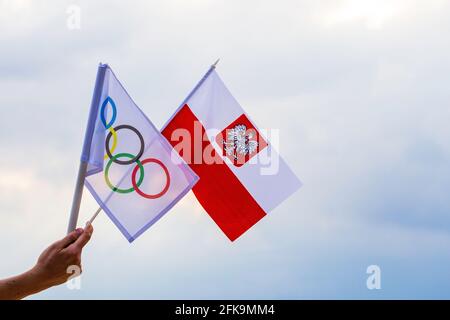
[223, 124, 259, 160]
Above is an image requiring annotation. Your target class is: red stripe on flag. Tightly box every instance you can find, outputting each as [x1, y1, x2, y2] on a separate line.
[162, 104, 266, 241]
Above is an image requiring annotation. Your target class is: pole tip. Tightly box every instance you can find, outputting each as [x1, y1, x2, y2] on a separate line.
[212, 58, 220, 68]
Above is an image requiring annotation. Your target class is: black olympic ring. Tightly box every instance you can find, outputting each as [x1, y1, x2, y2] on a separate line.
[105, 124, 145, 165]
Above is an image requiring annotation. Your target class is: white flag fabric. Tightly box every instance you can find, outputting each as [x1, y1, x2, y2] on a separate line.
[162, 66, 301, 241]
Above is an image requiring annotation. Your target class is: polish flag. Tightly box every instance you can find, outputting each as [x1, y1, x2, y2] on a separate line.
[162, 65, 302, 241]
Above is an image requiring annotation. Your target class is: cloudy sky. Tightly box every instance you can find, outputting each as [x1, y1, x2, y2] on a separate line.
[1, 0, 450, 299]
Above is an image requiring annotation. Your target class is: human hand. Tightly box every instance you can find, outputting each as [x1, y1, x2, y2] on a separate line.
[30, 223, 94, 288]
[0, 223, 93, 300]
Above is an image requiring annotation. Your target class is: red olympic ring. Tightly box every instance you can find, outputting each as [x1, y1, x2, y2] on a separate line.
[131, 158, 170, 199]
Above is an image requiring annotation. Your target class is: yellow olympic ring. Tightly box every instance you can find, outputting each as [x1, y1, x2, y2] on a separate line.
[104, 126, 118, 160]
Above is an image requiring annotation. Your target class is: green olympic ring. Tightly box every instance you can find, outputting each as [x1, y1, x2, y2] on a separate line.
[104, 153, 144, 194]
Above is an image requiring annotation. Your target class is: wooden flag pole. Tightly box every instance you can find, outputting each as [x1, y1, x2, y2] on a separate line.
[212, 58, 220, 68]
[88, 207, 102, 225]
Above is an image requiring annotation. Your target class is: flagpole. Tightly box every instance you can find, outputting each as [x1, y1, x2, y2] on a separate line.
[88, 207, 102, 225]
[212, 58, 220, 68]
[67, 63, 108, 233]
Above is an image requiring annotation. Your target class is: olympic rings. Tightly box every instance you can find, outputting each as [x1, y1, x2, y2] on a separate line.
[100, 96, 117, 129]
[104, 153, 145, 194]
[131, 158, 170, 199]
[99, 96, 171, 199]
[105, 124, 144, 165]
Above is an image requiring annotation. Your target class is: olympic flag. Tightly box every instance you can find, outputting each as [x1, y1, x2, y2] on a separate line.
[73, 64, 198, 242]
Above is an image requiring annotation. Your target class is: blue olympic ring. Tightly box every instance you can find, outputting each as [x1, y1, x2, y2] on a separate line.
[100, 96, 117, 129]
